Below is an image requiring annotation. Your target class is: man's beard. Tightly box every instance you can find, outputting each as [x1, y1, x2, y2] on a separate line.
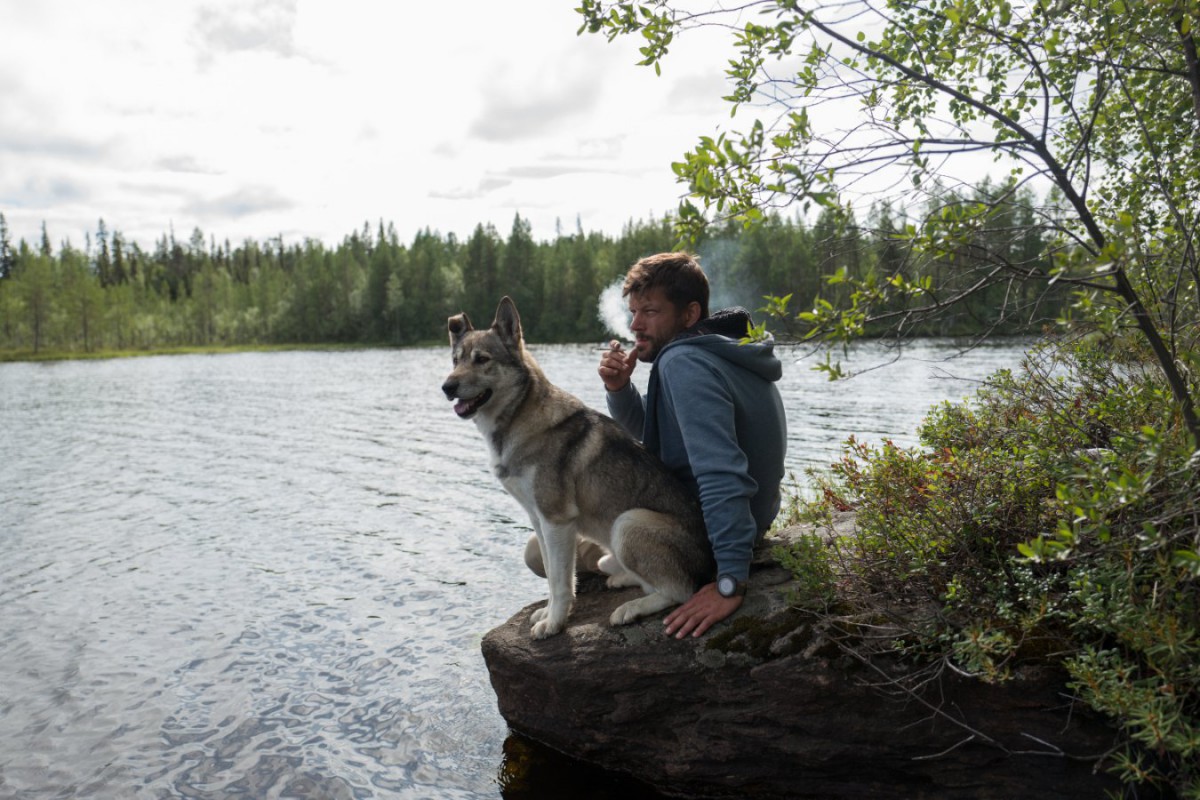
[635, 334, 669, 362]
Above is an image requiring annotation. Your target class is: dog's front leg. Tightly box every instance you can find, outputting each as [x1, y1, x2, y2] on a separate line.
[529, 521, 577, 639]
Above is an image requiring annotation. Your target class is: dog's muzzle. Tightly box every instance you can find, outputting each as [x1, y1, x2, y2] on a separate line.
[442, 380, 492, 419]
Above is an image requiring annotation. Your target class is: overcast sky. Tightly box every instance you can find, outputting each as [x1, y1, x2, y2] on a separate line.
[1, 0, 739, 251]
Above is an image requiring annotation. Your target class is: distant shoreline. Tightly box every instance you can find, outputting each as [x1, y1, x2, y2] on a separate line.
[2, 333, 1036, 365]
[0, 342, 434, 364]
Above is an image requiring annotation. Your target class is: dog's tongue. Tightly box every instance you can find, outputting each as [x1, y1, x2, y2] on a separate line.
[453, 399, 471, 417]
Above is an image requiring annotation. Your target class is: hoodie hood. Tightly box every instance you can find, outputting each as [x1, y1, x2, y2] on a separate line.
[661, 306, 782, 383]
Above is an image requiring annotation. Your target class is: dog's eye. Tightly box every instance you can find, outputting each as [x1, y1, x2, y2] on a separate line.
[472, 352, 491, 365]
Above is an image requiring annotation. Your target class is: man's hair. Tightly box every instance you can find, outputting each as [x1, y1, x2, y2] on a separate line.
[623, 252, 710, 320]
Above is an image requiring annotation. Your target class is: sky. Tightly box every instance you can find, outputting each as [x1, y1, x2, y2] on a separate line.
[0, 0, 740, 251]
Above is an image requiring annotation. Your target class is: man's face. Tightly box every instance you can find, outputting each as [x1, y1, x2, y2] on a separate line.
[628, 287, 693, 362]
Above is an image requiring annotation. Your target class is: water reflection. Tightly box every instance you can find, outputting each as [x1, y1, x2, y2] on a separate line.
[498, 734, 664, 799]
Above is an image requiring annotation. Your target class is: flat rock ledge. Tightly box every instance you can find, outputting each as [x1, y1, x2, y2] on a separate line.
[481, 512, 1124, 799]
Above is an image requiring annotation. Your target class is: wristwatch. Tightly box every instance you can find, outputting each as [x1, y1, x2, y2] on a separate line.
[716, 574, 747, 598]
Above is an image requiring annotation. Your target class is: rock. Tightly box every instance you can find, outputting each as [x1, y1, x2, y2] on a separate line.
[481, 513, 1124, 799]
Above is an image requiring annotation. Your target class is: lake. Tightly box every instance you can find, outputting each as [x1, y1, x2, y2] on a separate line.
[0, 339, 1030, 798]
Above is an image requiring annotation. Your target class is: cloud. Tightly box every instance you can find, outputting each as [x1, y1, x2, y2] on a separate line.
[467, 49, 609, 142]
[155, 155, 221, 175]
[185, 185, 294, 218]
[192, 0, 301, 63]
[0, 175, 89, 209]
[547, 135, 625, 162]
[661, 71, 733, 112]
[504, 164, 597, 181]
[0, 130, 109, 160]
[431, 140, 459, 159]
[0, 0, 732, 249]
[0, 77, 110, 163]
[429, 160, 618, 202]
[429, 176, 514, 201]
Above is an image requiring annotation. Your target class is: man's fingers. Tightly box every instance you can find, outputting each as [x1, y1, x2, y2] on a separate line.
[598, 346, 634, 392]
[664, 584, 743, 638]
[669, 612, 710, 639]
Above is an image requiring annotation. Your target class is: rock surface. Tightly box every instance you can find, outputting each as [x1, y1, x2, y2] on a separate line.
[481, 513, 1123, 799]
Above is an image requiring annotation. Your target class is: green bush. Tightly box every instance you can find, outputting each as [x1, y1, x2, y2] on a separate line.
[790, 335, 1200, 796]
[771, 532, 837, 609]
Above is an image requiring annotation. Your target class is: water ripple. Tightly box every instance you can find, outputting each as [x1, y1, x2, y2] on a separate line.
[0, 342, 1026, 798]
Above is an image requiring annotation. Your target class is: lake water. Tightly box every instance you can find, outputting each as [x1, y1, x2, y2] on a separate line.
[0, 339, 1030, 798]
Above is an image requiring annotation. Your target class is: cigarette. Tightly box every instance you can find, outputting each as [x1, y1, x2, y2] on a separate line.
[596, 342, 630, 351]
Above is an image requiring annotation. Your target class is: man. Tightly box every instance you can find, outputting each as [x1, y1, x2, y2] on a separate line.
[599, 252, 787, 638]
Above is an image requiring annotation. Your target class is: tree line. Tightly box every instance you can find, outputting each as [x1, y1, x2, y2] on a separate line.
[0, 179, 1064, 356]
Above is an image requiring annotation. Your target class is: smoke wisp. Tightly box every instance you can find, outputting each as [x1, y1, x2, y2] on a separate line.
[597, 279, 633, 342]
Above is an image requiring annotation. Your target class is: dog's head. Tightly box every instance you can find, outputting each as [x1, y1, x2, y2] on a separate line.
[441, 297, 527, 420]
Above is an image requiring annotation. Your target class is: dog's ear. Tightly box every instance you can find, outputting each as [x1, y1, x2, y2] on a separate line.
[492, 296, 523, 346]
[447, 312, 473, 346]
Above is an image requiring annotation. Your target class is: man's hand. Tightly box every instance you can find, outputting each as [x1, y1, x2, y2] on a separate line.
[598, 340, 638, 392]
[663, 582, 743, 639]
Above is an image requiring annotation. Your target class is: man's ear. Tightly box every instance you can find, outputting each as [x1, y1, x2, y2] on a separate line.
[684, 301, 703, 329]
[448, 312, 473, 346]
[492, 296, 523, 346]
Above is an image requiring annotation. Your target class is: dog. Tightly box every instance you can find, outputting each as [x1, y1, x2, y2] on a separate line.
[441, 296, 715, 639]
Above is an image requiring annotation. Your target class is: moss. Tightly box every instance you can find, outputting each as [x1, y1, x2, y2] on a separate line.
[705, 609, 813, 660]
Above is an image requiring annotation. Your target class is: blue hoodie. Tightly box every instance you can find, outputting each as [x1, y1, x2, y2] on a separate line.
[606, 309, 787, 582]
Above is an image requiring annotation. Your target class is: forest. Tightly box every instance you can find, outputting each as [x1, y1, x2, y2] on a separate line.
[0, 177, 1063, 357]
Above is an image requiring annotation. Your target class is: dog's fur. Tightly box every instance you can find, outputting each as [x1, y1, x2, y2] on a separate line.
[442, 297, 714, 639]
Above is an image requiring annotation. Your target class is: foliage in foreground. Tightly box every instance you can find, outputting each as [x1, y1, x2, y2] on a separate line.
[783, 335, 1200, 797]
[580, 0, 1200, 444]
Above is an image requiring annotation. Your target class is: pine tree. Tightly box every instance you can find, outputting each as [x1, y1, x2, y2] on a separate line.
[0, 213, 14, 279]
[95, 219, 113, 287]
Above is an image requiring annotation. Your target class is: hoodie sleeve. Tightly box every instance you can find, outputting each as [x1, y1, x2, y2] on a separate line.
[605, 381, 646, 439]
[656, 349, 759, 582]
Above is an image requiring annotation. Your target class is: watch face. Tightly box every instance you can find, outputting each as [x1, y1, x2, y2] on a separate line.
[718, 575, 736, 597]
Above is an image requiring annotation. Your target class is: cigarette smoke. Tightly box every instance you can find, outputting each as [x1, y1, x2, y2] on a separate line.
[597, 279, 633, 342]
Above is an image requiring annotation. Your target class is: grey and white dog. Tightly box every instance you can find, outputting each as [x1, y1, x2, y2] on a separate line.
[442, 296, 714, 639]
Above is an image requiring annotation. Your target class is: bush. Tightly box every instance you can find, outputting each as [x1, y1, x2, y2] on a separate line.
[790, 334, 1200, 796]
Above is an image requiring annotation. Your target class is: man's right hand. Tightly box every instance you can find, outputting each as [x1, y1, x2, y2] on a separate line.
[598, 341, 638, 392]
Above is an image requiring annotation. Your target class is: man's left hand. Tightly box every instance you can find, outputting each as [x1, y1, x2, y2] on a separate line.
[663, 582, 743, 639]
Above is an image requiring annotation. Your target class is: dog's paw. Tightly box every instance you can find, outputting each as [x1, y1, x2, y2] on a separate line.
[530, 602, 568, 638]
[606, 572, 641, 589]
[610, 593, 675, 627]
[598, 555, 641, 589]
[609, 600, 645, 627]
[531, 617, 566, 639]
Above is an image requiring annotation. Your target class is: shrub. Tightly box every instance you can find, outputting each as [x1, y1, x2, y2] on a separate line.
[789, 334, 1200, 796]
